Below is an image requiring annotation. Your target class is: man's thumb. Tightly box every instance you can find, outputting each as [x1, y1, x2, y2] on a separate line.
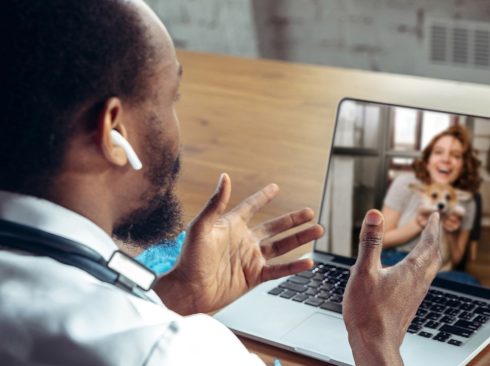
[355, 210, 384, 271]
[190, 173, 231, 231]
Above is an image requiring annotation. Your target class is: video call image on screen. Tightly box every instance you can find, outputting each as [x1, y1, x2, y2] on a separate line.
[317, 99, 490, 287]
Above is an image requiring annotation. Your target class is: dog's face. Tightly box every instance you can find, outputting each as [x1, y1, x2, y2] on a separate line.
[409, 182, 472, 214]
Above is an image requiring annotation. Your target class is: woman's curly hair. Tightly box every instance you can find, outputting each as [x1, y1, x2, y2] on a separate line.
[412, 124, 481, 193]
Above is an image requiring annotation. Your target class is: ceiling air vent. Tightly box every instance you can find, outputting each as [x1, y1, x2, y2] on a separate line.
[423, 18, 490, 84]
[430, 25, 447, 62]
[452, 27, 468, 64]
[475, 30, 490, 67]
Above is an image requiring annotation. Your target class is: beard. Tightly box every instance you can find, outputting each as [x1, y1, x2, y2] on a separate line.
[112, 118, 183, 249]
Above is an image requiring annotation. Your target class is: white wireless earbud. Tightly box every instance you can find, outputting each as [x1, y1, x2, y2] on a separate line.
[110, 130, 143, 171]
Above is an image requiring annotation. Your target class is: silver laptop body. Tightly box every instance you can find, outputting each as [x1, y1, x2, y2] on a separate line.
[214, 99, 490, 366]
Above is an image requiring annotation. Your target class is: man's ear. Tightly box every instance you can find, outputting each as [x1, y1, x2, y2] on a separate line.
[97, 97, 129, 168]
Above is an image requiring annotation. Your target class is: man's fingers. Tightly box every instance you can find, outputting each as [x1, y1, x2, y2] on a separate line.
[260, 258, 314, 282]
[232, 183, 279, 223]
[190, 173, 231, 232]
[402, 212, 442, 279]
[354, 209, 384, 272]
[260, 224, 324, 259]
[252, 208, 315, 240]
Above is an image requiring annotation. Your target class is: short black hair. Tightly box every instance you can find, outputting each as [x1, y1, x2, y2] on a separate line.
[0, 0, 156, 195]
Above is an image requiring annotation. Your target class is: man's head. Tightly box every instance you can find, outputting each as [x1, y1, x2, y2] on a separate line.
[2, 0, 183, 247]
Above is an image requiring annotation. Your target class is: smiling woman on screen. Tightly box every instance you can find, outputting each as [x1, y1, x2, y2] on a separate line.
[381, 125, 481, 272]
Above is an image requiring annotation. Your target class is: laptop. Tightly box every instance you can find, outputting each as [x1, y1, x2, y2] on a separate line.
[214, 98, 490, 366]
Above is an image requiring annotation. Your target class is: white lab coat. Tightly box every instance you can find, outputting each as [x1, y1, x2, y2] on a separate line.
[0, 191, 264, 365]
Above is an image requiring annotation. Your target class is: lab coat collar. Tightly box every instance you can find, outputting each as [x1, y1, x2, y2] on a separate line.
[0, 190, 118, 260]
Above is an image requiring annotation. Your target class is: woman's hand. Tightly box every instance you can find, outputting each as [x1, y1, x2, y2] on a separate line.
[415, 206, 433, 229]
[442, 212, 462, 233]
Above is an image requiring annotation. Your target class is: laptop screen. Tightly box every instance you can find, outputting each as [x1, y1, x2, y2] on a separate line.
[316, 98, 490, 288]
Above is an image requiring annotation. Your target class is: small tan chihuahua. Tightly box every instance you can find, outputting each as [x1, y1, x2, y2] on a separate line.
[409, 182, 473, 271]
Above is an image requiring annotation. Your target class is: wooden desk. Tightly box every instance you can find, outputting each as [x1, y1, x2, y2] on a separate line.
[175, 49, 490, 365]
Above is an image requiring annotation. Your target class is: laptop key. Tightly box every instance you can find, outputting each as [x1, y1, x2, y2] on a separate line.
[426, 312, 441, 321]
[458, 311, 474, 320]
[430, 289, 443, 296]
[446, 300, 461, 308]
[304, 297, 324, 307]
[433, 297, 447, 305]
[315, 268, 328, 274]
[474, 307, 490, 316]
[439, 324, 474, 338]
[431, 304, 445, 313]
[292, 294, 309, 302]
[280, 290, 297, 299]
[337, 280, 348, 288]
[424, 321, 440, 329]
[444, 308, 460, 316]
[454, 319, 482, 331]
[268, 287, 284, 296]
[319, 284, 335, 292]
[440, 316, 456, 324]
[280, 282, 307, 293]
[320, 301, 342, 314]
[416, 309, 428, 317]
[411, 317, 425, 325]
[313, 273, 325, 281]
[317, 291, 331, 300]
[473, 300, 488, 307]
[460, 303, 476, 311]
[433, 332, 450, 342]
[288, 276, 311, 285]
[305, 288, 317, 296]
[418, 331, 433, 338]
[408, 324, 421, 333]
[308, 280, 322, 288]
[475, 315, 489, 324]
[297, 270, 315, 279]
[330, 295, 343, 303]
[448, 339, 463, 346]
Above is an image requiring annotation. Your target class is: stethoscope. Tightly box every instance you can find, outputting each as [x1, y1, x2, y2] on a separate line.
[0, 219, 158, 304]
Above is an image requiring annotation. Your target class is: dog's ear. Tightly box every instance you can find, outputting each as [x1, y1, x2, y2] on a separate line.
[408, 182, 426, 193]
[456, 189, 473, 202]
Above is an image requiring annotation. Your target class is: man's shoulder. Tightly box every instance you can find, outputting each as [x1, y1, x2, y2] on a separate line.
[0, 250, 168, 320]
[0, 250, 179, 365]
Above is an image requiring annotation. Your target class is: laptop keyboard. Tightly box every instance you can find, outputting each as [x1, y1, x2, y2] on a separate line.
[268, 262, 490, 347]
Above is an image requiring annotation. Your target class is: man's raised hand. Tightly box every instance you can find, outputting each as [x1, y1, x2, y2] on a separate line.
[156, 173, 324, 314]
[343, 209, 441, 366]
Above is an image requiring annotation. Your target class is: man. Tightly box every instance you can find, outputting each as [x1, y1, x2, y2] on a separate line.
[0, 1, 441, 365]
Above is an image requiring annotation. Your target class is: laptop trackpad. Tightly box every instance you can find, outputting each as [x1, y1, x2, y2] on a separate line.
[281, 312, 353, 364]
